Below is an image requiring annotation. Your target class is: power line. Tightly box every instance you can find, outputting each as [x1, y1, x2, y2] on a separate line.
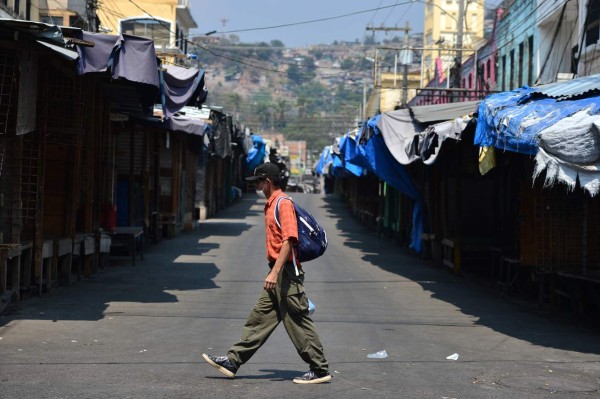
[188, 2, 415, 37]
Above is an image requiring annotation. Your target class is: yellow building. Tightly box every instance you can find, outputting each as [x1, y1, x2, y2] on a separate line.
[365, 71, 421, 116]
[96, 0, 197, 66]
[422, 0, 484, 83]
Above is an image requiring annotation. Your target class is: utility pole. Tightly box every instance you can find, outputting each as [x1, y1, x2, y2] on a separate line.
[401, 22, 411, 108]
[366, 26, 406, 87]
[452, 0, 465, 97]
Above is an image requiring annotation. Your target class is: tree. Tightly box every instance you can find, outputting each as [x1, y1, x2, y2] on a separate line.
[287, 63, 303, 85]
[255, 41, 273, 61]
[274, 99, 287, 129]
[341, 59, 355, 70]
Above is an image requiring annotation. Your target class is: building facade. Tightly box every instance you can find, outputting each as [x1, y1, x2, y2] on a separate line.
[96, 0, 197, 65]
[422, 0, 485, 83]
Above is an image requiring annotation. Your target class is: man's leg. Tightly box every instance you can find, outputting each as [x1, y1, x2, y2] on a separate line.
[276, 268, 328, 377]
[227, 289, 281, 369]
[280, 291, 329, 374]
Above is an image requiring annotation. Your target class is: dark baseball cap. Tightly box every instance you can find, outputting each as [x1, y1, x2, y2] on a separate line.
[246, 163, 281, 181]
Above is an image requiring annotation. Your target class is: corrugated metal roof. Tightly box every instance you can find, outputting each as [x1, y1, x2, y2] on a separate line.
[533, 74, 600, 100]
[410, 100, 480, 123]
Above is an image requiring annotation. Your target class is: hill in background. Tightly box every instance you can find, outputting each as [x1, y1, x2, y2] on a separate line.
[192, 34, 413, 153]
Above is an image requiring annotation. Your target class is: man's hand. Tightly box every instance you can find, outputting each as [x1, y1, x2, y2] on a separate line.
[264, 239, 292, 291]
[264, 271, 278, 291]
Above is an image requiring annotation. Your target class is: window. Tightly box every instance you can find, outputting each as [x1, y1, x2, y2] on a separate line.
[445, 14, 453, 29]
[121, 18, 171, 44]
[518, 42, 524, 87]
[40, 15, 63, 26]
[487, 59, 491, 82]
[528, 36, 534, 85]
[509, 49, 515, 90]
[501, 54, 506, 91]
[585, 0, 600, 47]
[69, 15, 87, 29]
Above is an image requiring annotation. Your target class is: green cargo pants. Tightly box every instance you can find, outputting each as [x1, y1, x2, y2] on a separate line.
[227, 262, 329, 374]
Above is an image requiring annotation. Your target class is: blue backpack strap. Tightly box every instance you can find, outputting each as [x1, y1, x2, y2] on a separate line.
[274, 195, 292, 229]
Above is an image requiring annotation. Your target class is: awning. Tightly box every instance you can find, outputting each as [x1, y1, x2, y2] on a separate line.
[532, 73, 600, 100]
[161, 64, 207, 119]
[364, 117, 424, 254]
[410, 100, 480, 123]
[476, 75, 600, 196]
[377, 108, 470, 166]
[36, 40, 78, 61]
[72, 31, 205, 118]
[475, 86, 600, 155]
[75, 32, 160, 88]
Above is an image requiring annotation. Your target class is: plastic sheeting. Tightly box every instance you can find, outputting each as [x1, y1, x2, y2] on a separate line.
[75, 31, 205, 119]
[475, 86, 600, 155]
[246, 135, 267, 172]
[377, 109, 468, 166]
[364, 116, 423, 253]
[338, 134, 364, 177]
[533, 110, 600, 196]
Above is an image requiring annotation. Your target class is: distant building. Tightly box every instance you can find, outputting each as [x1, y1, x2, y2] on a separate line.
[422, 0, 485, 83]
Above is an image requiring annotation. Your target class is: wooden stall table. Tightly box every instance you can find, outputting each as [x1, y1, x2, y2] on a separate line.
[37, 240, 54, 295]
[110, 227, 144, 265]
[442, 236, 494, 275]
[0, 243, 32, 309]
[72, 234, 96, 282]
[50, 237, 73, 287]
[554, 271, 600, 317]
[159, 213, 177, 239]
[97, 232, 111, 270]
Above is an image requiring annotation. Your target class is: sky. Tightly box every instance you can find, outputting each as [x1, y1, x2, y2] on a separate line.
[190, 0, 426, 47]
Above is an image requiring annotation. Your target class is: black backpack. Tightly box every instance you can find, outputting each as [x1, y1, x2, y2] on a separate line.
[274, 196, 328, 263]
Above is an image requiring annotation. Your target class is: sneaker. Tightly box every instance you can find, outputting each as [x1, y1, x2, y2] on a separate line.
[202, 353, 237, 378]
[292, 370, 332, 384]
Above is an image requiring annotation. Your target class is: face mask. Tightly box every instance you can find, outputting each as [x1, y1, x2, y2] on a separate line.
[255, 188, 267, 199]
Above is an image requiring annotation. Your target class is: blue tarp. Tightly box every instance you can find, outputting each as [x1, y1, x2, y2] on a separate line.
[315, 120, 424, 253]
[475, 86, 600, 155]
[365, 116, 423, 253]
[246, 135, 266, 172]
[338, 134, 364, 177]
[315, 146, 332, 175]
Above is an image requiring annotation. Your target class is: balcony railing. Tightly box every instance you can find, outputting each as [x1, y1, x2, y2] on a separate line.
[411, 88, 498, 106]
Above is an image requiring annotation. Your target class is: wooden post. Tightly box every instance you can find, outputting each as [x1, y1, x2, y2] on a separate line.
[33, 132, 47, 289]
[11, 138, 23, 243]
[129, 128, 135, 226]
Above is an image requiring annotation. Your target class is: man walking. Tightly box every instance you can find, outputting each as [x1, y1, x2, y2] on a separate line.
[202, 162, 331, 384]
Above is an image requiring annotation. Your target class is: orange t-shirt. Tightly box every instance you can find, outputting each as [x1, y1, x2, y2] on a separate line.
[264, 190, 299, 265]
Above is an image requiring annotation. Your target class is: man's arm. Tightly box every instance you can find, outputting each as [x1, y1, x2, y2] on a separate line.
[264, 239, 293, 291]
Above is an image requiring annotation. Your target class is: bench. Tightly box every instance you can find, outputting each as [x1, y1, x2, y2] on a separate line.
[441, 237, 494, 275]
[110, 227, 144, 265]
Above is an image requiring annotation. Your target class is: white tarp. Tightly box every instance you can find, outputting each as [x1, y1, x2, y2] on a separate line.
[377, 108, 469, 166]
[533, 110, 600, 196]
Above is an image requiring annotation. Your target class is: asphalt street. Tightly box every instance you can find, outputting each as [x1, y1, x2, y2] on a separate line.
[1, 193, 599, 399]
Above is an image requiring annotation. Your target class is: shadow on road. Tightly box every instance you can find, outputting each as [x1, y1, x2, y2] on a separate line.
[320, 195, 600, 355]
[0, 199, 258, 326]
